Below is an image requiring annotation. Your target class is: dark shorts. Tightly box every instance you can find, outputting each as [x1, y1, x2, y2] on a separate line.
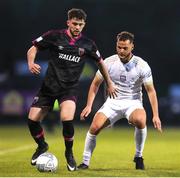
[31, 88, 77, 110]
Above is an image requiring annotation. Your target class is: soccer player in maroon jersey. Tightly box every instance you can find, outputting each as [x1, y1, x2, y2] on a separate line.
[27, 8, 117, 171]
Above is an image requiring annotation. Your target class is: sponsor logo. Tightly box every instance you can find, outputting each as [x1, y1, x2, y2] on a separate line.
[59, 53, 80, 63]
[67, 164, 76, 171]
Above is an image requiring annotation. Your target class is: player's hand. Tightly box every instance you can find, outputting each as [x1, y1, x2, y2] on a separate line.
[80, 105, 91, 121]
[29, 63, 41, 74]
[152, 116, 162, 132]
[107, 83, 119, 99]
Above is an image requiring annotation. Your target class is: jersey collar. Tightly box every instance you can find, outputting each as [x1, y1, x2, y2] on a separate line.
[123, 55, 136, 71]
[65, 29, 82, 45]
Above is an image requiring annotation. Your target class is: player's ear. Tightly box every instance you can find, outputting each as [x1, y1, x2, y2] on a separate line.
[67, 20, 70, 27]
[132, 43, 134, 50]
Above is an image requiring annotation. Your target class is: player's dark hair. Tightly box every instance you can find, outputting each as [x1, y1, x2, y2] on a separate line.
[68, 8, 87, 21]
[117, 31, 134, 43]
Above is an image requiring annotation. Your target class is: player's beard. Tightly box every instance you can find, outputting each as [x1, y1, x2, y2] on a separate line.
[119, 53, 132, 63]
[70, 29, 80, 38]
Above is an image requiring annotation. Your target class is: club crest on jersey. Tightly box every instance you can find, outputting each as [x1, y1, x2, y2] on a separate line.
[120, 75, 126, 82]
[78, 48, 85, 56]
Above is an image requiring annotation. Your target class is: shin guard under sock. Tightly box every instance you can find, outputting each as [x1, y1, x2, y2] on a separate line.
[28, 119, 46, 147]
[62, 120, 74, 152]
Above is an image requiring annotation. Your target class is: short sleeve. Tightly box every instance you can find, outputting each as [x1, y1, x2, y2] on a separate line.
[141, 62, 153, 85]
[32, 30, 53, 50]
[96, 58, 109, 80]
[87, 42, 102, 63]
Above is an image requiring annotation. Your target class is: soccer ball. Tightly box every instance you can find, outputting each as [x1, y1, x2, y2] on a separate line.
[36, 152, 58, 172]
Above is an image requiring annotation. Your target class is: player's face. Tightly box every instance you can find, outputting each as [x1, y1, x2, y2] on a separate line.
[116, 40, 134, 63]
[67, 18, 85, 38]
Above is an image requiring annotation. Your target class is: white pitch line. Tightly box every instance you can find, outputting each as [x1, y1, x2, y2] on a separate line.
[0, 139, 57, 156]
[0, 145, 34, 155]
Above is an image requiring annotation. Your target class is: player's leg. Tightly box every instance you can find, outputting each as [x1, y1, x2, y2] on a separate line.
[60, 100, 77, 171]
[28, 94, 55, 165]
[28, 107, 50, 165]
[78, 98, 122, 170]
[129, 108, 147, 170]
[78, 112, 110, 169]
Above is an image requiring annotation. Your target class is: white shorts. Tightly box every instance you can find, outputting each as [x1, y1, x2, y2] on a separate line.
[97, 98, 144, 126]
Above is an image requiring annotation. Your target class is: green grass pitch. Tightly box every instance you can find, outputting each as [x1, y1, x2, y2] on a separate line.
[0, 125, 180, 177]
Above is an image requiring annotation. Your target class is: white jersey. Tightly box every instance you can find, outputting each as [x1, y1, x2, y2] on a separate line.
[97, 54, 153, 101]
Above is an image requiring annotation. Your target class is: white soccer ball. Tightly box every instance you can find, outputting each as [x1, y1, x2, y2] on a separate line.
[36, 152, 58, 172]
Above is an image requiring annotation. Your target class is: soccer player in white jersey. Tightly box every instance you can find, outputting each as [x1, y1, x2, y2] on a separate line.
[77, 31, 162, 170]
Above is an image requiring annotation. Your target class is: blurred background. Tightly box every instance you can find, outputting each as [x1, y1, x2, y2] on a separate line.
[0, 0, 180, 129]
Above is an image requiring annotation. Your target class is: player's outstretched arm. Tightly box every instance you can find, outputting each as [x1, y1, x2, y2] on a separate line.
[144, 83, 162, 132]
[27, 46, 41, 74]
[97, 60, 117, 98]
[80, 75, 102, 120]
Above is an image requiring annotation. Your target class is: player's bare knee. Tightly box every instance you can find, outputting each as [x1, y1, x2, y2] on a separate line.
[28, 112, 40, 121]
[134, 118, 146, 129]
[61, 112, 74, 121]
[89, 124, 101, 135]
[29, 107, 49, 121]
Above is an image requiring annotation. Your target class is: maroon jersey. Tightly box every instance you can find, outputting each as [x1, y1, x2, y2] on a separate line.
[33, 29, 102, 96]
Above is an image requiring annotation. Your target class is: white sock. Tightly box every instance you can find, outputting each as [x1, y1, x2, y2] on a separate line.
[82, 131, 96, 166]
[134, 126, 147, 157]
